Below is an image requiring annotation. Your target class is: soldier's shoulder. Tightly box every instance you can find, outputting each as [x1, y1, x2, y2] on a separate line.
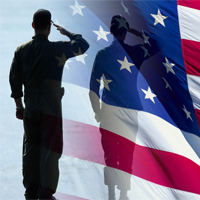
[97, 44, 117, 59]
[96, 46, 110, 56]
[16, 39, 33, 51]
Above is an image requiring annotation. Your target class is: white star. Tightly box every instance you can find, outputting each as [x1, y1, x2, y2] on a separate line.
[151, 9, 168, 27]
[75, 53, 88, 65]
[162, 77, 172, 91]
[163, 57, 175, 74]
[182, 105, 193, 121]
[69, 0, 86, 16]
[93, 26, 110, 42]
[141, 87, 157, 103]
[121, 1, 130, 16]
[141, 45, 150, 57]
[142, 30, 151, 46]
[116, 16, 129, 30]
[117, 56, 135, 73]
[73, 48, 87, 65]
[65, 60, 73, 70]
[96, 74, 112, 91]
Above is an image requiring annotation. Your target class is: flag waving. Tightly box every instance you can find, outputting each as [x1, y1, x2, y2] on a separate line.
[49, 0, 200, 199]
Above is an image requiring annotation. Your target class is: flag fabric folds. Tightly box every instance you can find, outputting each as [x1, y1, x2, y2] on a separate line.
[49, 0, 200, 199]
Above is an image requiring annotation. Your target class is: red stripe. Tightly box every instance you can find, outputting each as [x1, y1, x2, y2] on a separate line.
[195, 109, 200, 129]
[178, 0, 200, 10]
[63, 119, 200, 195]
[55, 191, 88, 200]
[181, 39, 200, 128]
[63, 119, 104, 164]
[181, 39, 200, 76]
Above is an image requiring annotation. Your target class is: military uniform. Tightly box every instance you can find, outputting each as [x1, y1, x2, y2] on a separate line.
[10, 33, 89, 199]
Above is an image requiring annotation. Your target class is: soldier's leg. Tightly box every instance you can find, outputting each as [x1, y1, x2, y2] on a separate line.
[117, 140, 134, 200]
[23, 112, 40, 200]
[100, 128, 119, 200]
[39, 114, 63, 199]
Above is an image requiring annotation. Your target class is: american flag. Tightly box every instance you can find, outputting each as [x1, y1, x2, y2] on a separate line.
[47, 0, 200, 199]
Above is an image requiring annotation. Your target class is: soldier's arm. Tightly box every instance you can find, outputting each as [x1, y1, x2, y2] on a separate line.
[128, 28, 165, 60]
[53, 23, 89, 58]
[9, 48, 24, 120]
[89, 51, 104, 122]
[9, 49, 23, 98]
[128, 28, 143, 39]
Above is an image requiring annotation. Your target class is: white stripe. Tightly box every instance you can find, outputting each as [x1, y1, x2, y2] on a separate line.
[187, 74, 200, 110]
[62, 82, 200, 165]
[57, 155, 200, 200]
[178, 5, 200, 42]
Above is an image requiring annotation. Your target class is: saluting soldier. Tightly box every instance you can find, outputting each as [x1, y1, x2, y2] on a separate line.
[89, 15, 163, 200]
[9, 9, 89, 200]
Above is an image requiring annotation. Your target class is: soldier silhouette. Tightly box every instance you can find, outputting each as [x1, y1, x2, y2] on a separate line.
[89, 15, 162, 200]
[9, 9, 89, 200]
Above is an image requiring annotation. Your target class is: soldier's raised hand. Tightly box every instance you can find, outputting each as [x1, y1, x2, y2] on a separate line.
[52, 21, 65, 35]
[52, 21, 73, 38]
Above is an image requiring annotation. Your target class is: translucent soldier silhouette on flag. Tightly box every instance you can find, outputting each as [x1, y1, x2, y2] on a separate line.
[89, 15, 163, 200]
